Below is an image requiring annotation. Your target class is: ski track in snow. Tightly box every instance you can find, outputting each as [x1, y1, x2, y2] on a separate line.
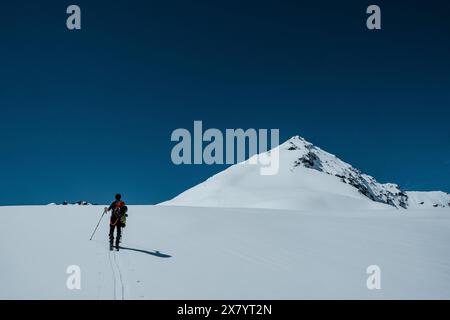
[108, 250, 124, 300]
[113, 251, 125, 300]
[107, 251, 117, 300]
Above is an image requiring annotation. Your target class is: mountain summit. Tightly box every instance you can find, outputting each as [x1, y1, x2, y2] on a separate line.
[160, 136, 449, 210]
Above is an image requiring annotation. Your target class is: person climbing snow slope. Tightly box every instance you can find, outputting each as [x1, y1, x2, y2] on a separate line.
[107, 193, 128, 251]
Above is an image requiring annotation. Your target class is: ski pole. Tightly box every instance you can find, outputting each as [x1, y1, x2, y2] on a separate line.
[90, 207, 108, 240]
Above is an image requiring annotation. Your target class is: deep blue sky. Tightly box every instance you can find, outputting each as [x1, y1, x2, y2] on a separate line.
[0, 0, 449, 205]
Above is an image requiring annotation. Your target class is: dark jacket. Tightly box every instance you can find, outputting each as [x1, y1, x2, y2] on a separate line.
[108, 200, 128, 224]
[108, 200, 123, 223]
[108, 200, 121, 213]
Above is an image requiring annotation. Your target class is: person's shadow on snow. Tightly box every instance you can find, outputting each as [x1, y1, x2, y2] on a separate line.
[118, 246, 172, 258]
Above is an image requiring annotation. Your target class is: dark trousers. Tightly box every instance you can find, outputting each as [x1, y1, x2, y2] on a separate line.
[109, 223, 121, 245]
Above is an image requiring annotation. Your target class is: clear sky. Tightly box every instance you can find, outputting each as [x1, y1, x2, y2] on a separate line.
[0, 0, 449, 205]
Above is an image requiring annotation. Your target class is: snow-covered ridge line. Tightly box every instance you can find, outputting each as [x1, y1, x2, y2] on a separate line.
[48, 200, 96, 206]
[286, 136, 409, 208]
[285, 136, 449, 209]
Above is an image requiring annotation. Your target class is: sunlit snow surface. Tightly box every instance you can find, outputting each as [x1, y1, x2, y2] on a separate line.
[1, 205, 449, 299]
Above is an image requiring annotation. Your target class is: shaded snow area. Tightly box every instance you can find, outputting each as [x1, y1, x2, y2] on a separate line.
[161, 136, 449, 210]
[1, 205, 449, 299]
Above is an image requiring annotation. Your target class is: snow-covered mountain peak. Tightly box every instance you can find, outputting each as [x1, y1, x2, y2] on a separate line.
[279, 136, 408, 208]
[161, 135, 449, 210]
[286, 136, 449, 210]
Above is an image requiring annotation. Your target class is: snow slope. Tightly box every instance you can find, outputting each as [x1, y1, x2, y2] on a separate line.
[1, 205, 450, 299]
[160, 136, 449, 210]
[407, 191, 450, 209]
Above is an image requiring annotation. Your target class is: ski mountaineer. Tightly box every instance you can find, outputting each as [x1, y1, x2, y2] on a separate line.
[107, 193, 128, 251]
